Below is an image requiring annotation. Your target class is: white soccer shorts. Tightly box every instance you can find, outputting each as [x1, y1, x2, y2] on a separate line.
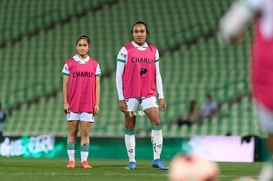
[66, 112, 94, 122]
[125, 96, 158, 112]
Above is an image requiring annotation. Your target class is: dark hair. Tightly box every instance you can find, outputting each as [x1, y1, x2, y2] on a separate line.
[131, 21, 153, 51]
[131, 21, 149, 35]
[76, 35, 90, 45]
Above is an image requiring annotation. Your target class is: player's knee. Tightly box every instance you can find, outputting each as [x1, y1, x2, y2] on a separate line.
[151, 118, 161, 126]
[126, 124, 135, 130]
[80, 131, 89, 137]
[68, 129, 78, 136]
[125, 112, 136, 119]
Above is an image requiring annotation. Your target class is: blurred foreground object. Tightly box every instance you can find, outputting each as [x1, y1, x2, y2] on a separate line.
[169, 153, 219, 181]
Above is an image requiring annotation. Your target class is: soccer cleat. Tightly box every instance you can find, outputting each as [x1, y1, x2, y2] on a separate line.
[152, 159, 169, 170]
[125, 162, 136, 170]
[81, 161, 92, 168]
[67, 160, 75, 168]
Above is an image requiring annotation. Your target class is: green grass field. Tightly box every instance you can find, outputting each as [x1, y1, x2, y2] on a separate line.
[0, 157, 263, 181]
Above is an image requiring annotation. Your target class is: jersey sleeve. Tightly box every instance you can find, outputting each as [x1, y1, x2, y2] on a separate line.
[218, 0, 257, 45]
[95, 64, 102, 76]
[116, 62, 125, 100]
[62, 63, 69, 76]
[117, 47, 128, 63]
[116, 47, 127, 100]
[155, 49, 160, 62]
[155, 49, 164, 99]
[155, 61, 164, 99]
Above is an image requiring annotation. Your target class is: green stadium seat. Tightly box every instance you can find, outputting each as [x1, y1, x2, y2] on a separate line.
[1, 0, 264, 138]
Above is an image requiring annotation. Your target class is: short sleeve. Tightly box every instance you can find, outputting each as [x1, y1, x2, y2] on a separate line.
[96, 64, 102, 76]
[62, 63, 69, 76]
[155, 49, 160, 62]
[117, 47, 127, 63]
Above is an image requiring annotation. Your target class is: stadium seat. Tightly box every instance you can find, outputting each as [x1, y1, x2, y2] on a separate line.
[1, 0, 264, 138]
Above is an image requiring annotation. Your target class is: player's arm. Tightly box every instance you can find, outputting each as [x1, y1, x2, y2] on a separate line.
[62, 75, 70, 113]
[155, 50, 166, 112]
[62, 63, 70, 113]
[218, 0, 259, 46]
[116, 47, 127, 112]
[94, 65, 101, 116]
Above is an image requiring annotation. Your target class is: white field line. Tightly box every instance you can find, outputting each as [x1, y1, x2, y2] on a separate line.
[0, 172, 258, 178]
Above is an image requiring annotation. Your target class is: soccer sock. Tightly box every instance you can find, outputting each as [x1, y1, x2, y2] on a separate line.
[80, 143, 89, 162]
[67, 142, 76, 161]
[151, 125, 163, 160]
[125, 129, 136, 163]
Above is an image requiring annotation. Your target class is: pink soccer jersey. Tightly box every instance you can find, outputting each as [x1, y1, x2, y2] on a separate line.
[252, 2, 273, 110]
[122, 42, 157, 99]
[64, 57, 99, 113]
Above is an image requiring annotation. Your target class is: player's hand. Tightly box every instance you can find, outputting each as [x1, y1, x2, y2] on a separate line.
[64, 103, 70, 114]
[230, 30, 246, 44]
[159, 98, 166, 112]
[94, 105, 100, 116]
[119, 100, 127, 113]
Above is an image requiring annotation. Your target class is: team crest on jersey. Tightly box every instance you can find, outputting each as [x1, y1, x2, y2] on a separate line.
[120, 52, 126, 58]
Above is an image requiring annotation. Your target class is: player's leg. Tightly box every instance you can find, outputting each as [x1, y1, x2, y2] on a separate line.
[125, 112, 136, 169]
[142, 97, 169, 170]
[257, 104, 273, 181]
[79, 113, 93, 168]
[267, 135, 273, 156]
[144, 107, 168, 169]
[67, 120, 79, 168]
[124, 98, 138, 169]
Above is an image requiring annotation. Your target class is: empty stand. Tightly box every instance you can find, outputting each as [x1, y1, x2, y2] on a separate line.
[1, 0, 264, 137]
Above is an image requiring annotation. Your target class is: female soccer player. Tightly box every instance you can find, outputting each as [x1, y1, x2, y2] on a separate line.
[116, 21, 168, 170]
[62, 35, 101, 168]
[219, 0, 273, 180]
